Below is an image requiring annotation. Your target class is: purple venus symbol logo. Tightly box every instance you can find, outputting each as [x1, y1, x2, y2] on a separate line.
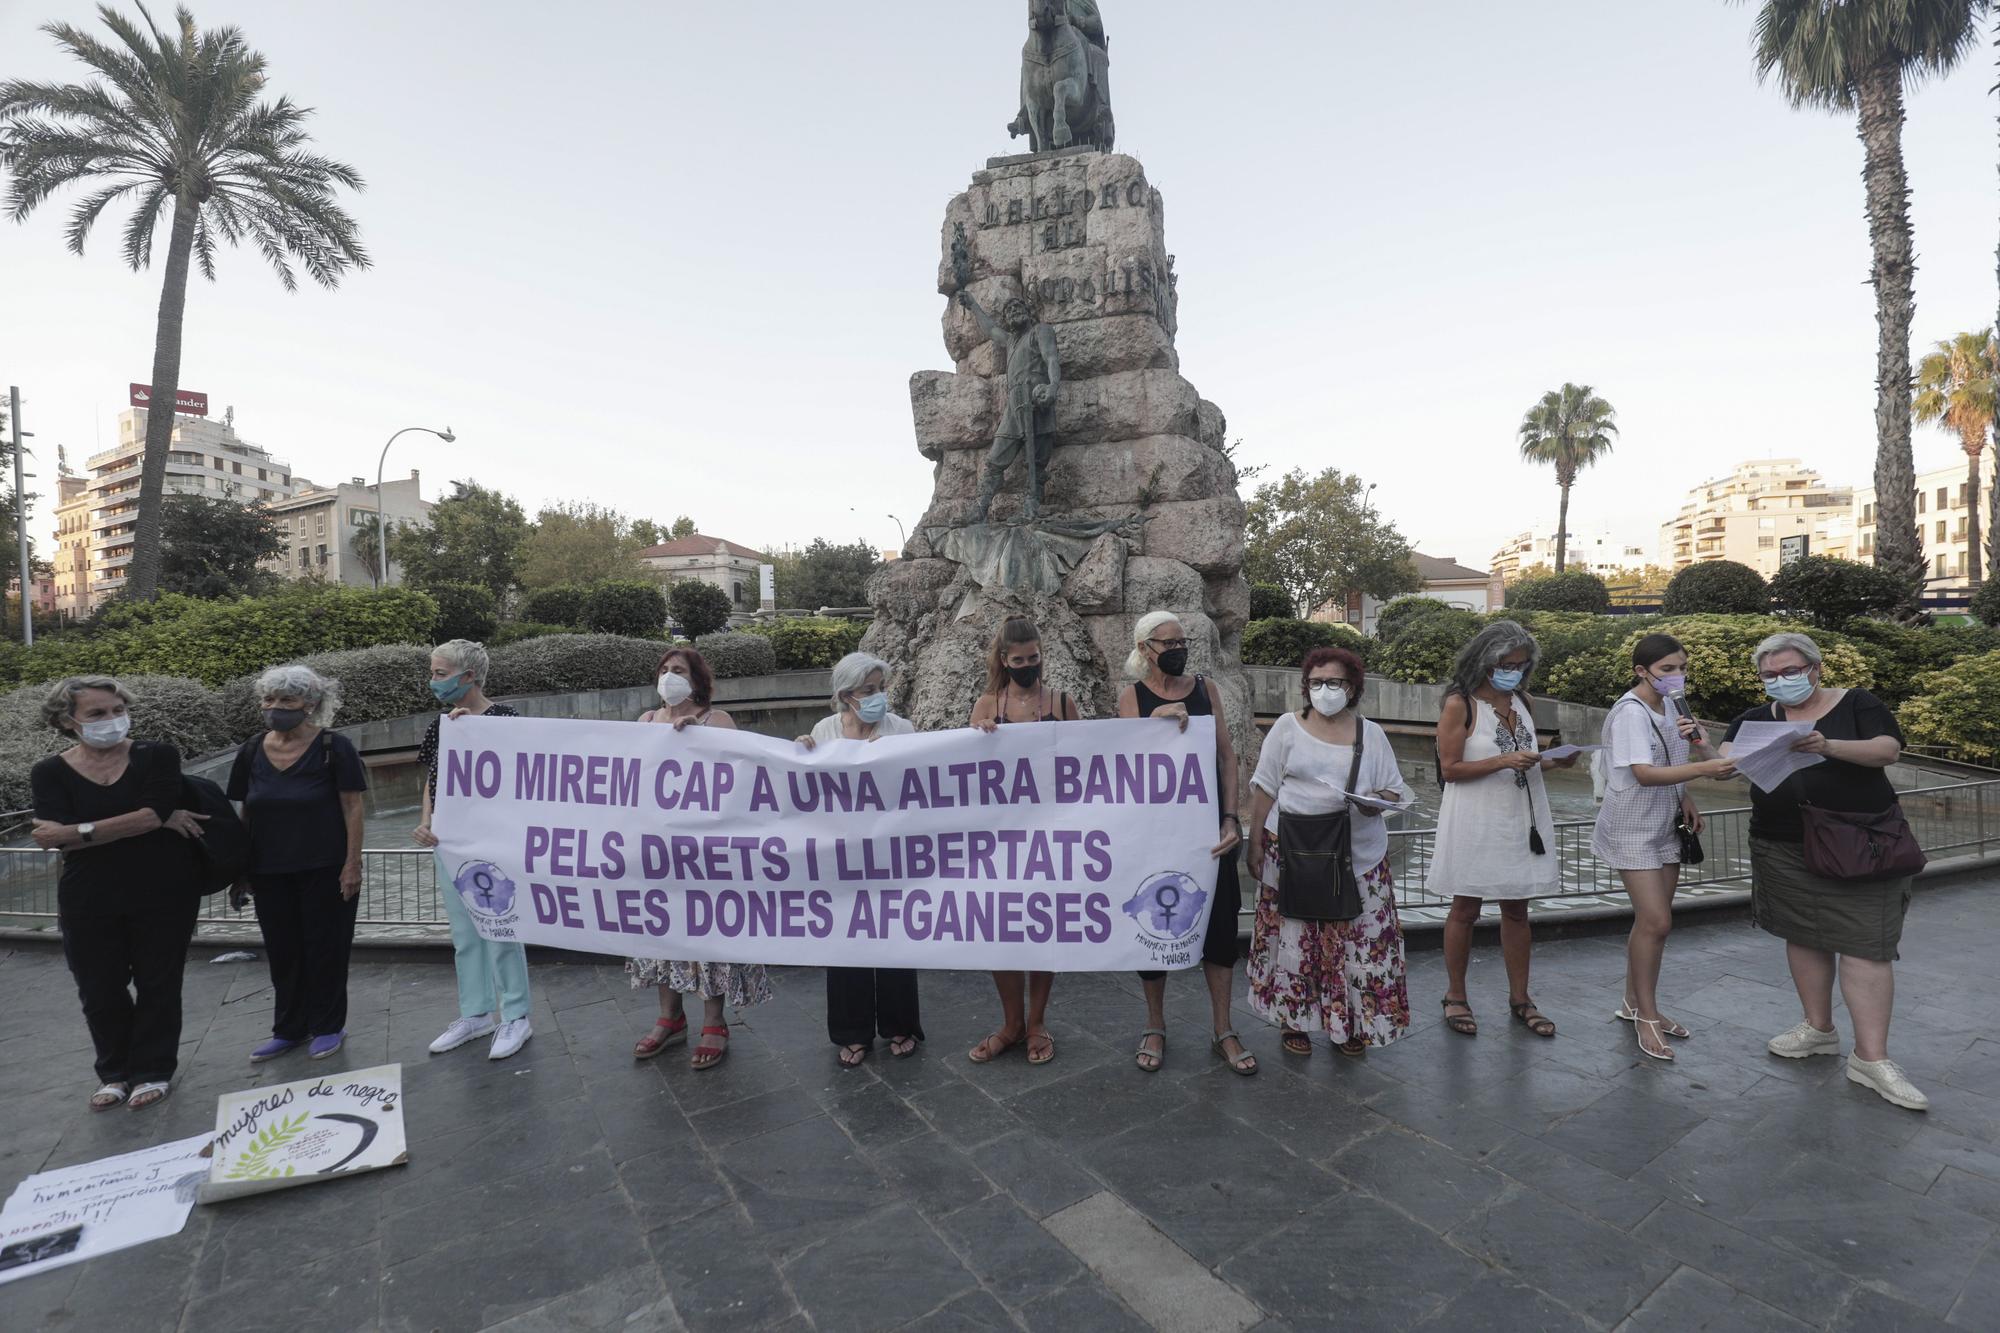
[1121, 871, 1207, 940]
[453, 861, 517, 918]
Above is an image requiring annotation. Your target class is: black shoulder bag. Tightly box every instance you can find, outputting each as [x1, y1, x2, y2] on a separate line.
[1635, 703, 1704, 866]
[1276, 717, 1367, 922]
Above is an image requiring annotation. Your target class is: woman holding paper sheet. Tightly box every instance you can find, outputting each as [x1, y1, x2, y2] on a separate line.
[800, 652, 923, 1067]
[1428, 621, 1574, 1040]
[31, 676, 207, 1111]
[1723, 632, 1924, 1110]
[1590, 635, 1737, 1062]
[625, 647, 769, 1070]
[966, 616, 1079, 1067]
[1117, 610, 1253, 1075]
[1246, 645, 1414, 1058]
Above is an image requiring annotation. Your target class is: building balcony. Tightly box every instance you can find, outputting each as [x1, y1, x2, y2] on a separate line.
[96, 551, 134, 571]
[89, 531, 136, 553]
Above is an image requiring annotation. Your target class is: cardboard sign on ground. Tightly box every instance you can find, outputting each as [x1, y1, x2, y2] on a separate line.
[199, 1063, 407, 1203]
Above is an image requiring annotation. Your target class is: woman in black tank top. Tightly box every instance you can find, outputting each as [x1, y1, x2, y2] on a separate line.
[1117, 612, 1254, 1075]
[967, 617, 1079, 1066]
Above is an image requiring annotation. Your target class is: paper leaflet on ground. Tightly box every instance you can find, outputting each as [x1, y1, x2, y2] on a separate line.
[0, 1134, 209, 1286]
[198, 1063, 407, 1203]
[1539, 744, 1606, 763]
[1726, 721, 1824, 794]
[434, 715, 1220, 972]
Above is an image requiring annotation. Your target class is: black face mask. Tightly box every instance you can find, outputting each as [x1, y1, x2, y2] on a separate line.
[264, 707, 308, 733]
[1007, 663, 1042, 689]
[1156, 648, 1189, 678]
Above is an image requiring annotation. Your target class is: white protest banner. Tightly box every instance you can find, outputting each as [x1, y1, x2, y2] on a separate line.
[200, 1064, 407, 1203]
[0, 1134, 209, 1286]
[434, 714, 1220, 972]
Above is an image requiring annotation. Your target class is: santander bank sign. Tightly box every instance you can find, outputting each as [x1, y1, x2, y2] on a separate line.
[128, 383, 208, 415]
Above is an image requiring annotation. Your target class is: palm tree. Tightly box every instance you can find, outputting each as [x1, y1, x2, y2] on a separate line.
[1517, 384, 1619, 573]
[1914, 329, 1998, 582]
[0, 4, 368, 602]
[1744, 0, 1985, 612]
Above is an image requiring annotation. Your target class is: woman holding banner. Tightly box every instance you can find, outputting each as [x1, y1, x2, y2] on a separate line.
[799, 652, 923, 1067]
[411, 639, 532, 1062]
[966, 616, 1079, 1066]
[627, 646, 769, 1069]
[1246, 646, 1414, 1058]
[1118, 611, 1253, 1076]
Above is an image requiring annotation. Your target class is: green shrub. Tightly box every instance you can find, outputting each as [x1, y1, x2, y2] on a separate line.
[1506, 609, 1659, 667]
[219, 643, 436, 737]
[1898, 651, 2000, 763]
[79, 593, 207, 636]
[1507, 570, 1611, 615]
[670, 581, 734, 639]
[696, 631, 777, 679]
[0, 673, 233, 812]
[581, 580, 668, 638]
[1240, 618, 1374, 669]
[742, 617, 865, 670]
[1248, 583, 1294, 621]
[1375, 596, 1451, 640]
[1618, 615, 1871, 719]
[518, 584, 587, 629]
[1767, 555, 1903, 628]
[1540, 646, 1633, 708]
[1378, 608, 1485, 682]
[0, 639, 23, 686]
[1972, 579, 2000, 628]
[424, 581, 499, 643]
[486, 634, 669, 696]
[1661, 561, 1768, 616]
[1837, 619, 1958, 706]
[490, 621, 571, 646]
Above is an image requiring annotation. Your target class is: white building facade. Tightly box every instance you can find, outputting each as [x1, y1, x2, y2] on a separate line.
[1657, 460, 1853, 578]
[261, 474, 433, 588]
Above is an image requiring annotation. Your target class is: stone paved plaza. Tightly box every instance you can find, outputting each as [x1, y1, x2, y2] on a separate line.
[1, 881, 1997, 1331]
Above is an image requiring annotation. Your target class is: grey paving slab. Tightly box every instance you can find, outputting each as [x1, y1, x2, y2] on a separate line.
[1631, 1202, 1855, 1327]
[780, 1203, 979, 1328]
[1409, 1272, 1594, 1332]
[1446, 1189, 1680, 1326]
[1620, 1266, 1816, 1331]
[935, 1192, 1084, 1307]
[1045, 1191, 1263, 1333]
[1322, 1125, 1511, 1234]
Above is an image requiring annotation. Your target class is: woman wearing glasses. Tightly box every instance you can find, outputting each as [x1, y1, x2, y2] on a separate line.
[1723, 633, 1924, 1110]
[1119, 611, 1252, 1074]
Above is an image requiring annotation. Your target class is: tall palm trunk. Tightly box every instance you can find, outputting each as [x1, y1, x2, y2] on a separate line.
[125, 194, 197, 602]
[1967, 437, 1984, 586]
[1855, 62, 1924, 615]
[1554, 473, 1572, 573]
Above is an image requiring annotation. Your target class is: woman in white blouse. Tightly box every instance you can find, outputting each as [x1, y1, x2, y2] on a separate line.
[1246, 646, 1415, 1057]
[797, 652, 920, 1067]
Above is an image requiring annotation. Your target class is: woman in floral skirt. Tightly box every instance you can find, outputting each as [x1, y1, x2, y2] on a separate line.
[1246, 646, 1415, 1056]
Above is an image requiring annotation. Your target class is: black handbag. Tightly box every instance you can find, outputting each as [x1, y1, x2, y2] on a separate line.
[1276, 717, 1368, 922]
[1637, 706, 1704, 866]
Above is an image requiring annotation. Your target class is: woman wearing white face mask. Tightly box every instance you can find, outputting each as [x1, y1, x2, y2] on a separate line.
[1245, 646, 1415, 1058]
[626, 647, 768, 1068]
[800, 652, 922, 1067]
[32, 676, 208, 1112]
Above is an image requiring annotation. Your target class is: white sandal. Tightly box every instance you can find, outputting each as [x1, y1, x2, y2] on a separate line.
[128, 1082, 171, 1110]
[1633, 1016, 1675, 1062]
[89, 1082, 129, 1111]
[1614, 1004, 1690, 1040]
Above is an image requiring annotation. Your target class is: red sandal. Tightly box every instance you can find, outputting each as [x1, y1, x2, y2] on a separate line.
[633, 1015, 687, 1060]
[692, 1025, 730, 1070]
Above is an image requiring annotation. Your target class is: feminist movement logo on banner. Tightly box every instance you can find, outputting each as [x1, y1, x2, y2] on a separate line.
[1121, 870, 1209, 966]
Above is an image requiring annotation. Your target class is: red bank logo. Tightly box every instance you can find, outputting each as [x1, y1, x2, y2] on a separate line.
[128, 383, 209, 415]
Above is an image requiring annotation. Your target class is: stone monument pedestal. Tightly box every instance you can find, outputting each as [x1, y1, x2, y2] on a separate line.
[864, 150, 1251, 756]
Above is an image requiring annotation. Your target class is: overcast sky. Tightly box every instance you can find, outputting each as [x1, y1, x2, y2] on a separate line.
[3, 1, 1995, 569]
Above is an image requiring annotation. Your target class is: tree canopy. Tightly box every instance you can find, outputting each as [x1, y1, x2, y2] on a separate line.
[518, 502, 649, 591]
[389, 481, 530, 601]
[1243, 467, 1421, 616]
[769, 538, 880, 612]
[158, 494, 282, 598]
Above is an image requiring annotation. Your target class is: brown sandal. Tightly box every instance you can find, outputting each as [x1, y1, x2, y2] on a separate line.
[1442, 997, 1477, 1037]
[837, 1043, 869, 1068]
[1027, 1029, 1056, 1065]
[968, 1029, 1023, 1063]
[1509, 998, 1556, 1038]
[1281, 1030, 1312, 1056]
[1338, 1038, 1369, 1058]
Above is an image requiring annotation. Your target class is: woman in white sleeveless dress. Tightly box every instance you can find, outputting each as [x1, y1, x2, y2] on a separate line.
[1426, 621, 1571, 1039]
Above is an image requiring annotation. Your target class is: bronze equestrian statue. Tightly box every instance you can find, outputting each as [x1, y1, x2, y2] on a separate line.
[1009, 0, 1114, 154]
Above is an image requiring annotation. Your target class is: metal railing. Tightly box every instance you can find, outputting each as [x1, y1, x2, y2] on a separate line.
[3, 780, 1995, 939]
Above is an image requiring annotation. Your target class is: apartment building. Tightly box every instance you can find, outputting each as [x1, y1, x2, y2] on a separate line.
[1853, 451, 1998, 588]
[1657, 460, 1853, 578]
[49, 475, 92, 623]
[262, 474, 433, 588]
[1489, 526, 1648, 582]
[68, 408, 300, 611]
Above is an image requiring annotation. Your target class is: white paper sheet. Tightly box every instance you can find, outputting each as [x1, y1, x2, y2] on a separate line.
[0, 1134, 209, 1286]
[1340, 789, 1416, 813]
[1728, 721, 1825, 794]
[1540, 744, 1607, 762]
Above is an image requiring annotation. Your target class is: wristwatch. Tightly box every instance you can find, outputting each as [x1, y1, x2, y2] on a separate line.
[77, 822, 96, 844]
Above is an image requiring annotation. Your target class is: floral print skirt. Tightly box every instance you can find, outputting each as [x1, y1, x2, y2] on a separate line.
[626, 958, 771, 1008]
[1247, 838, 1410, 1047]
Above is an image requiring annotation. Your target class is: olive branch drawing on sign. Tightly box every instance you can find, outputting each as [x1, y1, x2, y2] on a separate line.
[222, 1111, 309, 1179]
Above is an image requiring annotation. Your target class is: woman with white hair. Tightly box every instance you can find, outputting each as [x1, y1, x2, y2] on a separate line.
[31, 676, 209, 1110]
[226, 663, 368, 1063]
[1723, 631, 1925, 1110]
[1118, 610, 1251, 1074]
[799, 651, 922, 1066]
[412, 639, 533, 1061]
[1428, 620, 1574, 1039]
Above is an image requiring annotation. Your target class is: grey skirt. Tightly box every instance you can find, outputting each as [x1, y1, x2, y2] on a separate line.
[1749, 836, 1914, 962]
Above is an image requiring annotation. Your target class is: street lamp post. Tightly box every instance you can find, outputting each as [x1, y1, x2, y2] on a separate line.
[375, 425, 455, 588]
[887, 513, 907, 548]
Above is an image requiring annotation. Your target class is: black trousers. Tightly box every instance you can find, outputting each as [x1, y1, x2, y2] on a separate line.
[253, 866, 359, 1040]
[59, 885, 201, 1085]
[826, 968, 924, 1046]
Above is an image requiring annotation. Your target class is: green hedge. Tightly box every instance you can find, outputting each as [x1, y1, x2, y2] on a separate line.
[696, 631, 777, 679]
[1662, 561, 1768, 616]
[486, 634, 670, 696]
[491, 621, 572, 646]
[1767, 556, 1902, 628]
[218, 643, 436, 737]
[424, 581, 500, 643]
[518, 584, 587, 629]
[582, 580, 668, 638]
[1375, 596, 1452, 640]
[741, 618, 866, 670]
[1241, 618, 1372, 669]
[1507, 570, 1611, 614]
[1378, 607, 1486, 683]
[1899, 651, 2000, 763]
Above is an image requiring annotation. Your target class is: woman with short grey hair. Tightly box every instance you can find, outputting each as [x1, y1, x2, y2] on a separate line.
[226, 663, 369, 1063]
[31, 676, 208, 1110]
[1723, 632, 1924, 1109]
[1426, 621, 1574, 1039]
[413, 639, 533, 1062]
[799, 651, 920, 1065]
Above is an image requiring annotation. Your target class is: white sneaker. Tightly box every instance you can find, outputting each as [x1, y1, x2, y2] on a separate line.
[488, 1017, 532, 1061]
[1846, 1055, 1929, 1111]
[1768, 1021, 1840, 1059]
[429, 1015, 496, 1054]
